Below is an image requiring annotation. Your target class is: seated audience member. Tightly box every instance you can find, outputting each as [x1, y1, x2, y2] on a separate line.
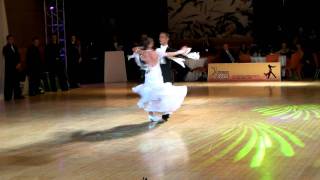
[313, 48, 320, 79]
[239, 54, 251, 63]
[250, 44, 260, 56]
[302, 46, 316, 78]
[266, 49, 280, 62]
[238, 44, 251, 63]
[277, 42, 291, 58]
[220, 43, 236, 63]
[287, 44, 304, 80]
[295, 43, 304, 59]
[239, 43, 250, 55]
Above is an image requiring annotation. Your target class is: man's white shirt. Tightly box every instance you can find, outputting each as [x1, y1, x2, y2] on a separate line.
[156, 44, 168, 64]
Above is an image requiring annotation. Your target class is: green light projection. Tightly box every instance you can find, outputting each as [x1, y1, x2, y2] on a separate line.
[253, 104, 320, 120]
[195, 122, 304, 169]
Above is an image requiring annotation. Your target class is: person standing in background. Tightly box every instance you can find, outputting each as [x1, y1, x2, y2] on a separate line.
[67, 35, 81, 88]
[239, 43, 250, 55]
[26, 37, 43, 96]
[220, 43, 236, 63]
[45, 34, 68, 91]
[111, 35, 123, 51]
[277, 42, 291, 58]
[2, 34, 24, 101]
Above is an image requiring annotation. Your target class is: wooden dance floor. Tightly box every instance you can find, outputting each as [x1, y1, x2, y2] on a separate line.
[1, 82, 320, 180]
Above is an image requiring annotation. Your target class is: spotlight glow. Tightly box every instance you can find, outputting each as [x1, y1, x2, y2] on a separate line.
[253, 104, 320, 120]
[194, 122, 304, 169]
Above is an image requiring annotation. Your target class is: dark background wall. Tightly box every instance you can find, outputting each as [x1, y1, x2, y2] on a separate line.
[65, 0, 168, 50]
[252, 0, 320, 46]
[3, 0, 320, 83]
[64, 0, 320, 49]
[5, 0, 45, 48]
[3, 0, 320, 78]
[4, 0, 320, 50]
[64, 0, 168, 82]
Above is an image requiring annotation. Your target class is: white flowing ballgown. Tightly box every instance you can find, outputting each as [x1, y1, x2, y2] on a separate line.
[132, 51, 187, 114]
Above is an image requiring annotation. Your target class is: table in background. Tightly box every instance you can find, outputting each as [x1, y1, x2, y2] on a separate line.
[184, 58, 207, 81]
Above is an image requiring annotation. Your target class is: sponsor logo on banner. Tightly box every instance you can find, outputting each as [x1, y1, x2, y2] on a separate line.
[208, 63, 281, 81]
[211, 67, 229, 80]
[264, 64, 277, 79]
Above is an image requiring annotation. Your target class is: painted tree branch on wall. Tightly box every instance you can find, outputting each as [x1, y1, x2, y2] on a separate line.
[168, 0, 253, 39]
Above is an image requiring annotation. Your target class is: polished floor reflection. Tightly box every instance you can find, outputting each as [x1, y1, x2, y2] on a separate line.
[1, 82, 320, 180]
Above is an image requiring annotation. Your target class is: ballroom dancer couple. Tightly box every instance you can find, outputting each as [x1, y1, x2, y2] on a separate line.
[131, 34, 188, 123]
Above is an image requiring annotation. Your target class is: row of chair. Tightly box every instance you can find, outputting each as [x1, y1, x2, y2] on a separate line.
[238, 52, 304, 79]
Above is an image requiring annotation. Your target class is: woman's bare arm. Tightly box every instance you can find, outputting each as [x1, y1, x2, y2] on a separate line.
[165, 46, 188, 57]
[132, 47, 143, 54]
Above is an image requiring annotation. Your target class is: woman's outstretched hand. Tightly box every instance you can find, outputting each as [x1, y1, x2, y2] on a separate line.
[132, 47, 138, 53]
[178, 46, 190, 55]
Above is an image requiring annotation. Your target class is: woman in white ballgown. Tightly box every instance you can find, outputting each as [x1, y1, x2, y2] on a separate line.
[132, 38, 188, 122]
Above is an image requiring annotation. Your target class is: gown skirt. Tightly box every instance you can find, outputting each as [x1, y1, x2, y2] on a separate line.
[132, 63, 187, 114]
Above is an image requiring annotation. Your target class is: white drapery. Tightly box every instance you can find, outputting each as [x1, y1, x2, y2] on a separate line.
[0, 0, 9, 100]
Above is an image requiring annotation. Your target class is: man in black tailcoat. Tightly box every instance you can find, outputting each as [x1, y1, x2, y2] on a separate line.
[26, 37, 43, 96]
[156, 32, 190, 121]
[67, 35, 81, 88]
[45, 34, 69, 91]
[2, 35, 23, 101]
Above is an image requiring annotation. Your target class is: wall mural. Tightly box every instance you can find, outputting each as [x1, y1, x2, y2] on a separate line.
[168, 0, 253, 39]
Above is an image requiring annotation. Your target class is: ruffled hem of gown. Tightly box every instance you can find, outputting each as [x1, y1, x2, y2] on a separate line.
[132, 82, 187, 113]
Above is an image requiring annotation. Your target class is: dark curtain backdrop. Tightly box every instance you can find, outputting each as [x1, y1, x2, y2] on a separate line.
[65, 0, 168, 50]
[4, 0, 45, 48]
[252, 0, 320, 45]
[64, 0, 168, 83]
[66, 0, 320, 49]
[0, 0, 9, 100]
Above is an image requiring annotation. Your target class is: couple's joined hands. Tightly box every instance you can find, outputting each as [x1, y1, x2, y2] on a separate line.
[179, 46, 191, 55]
[132, 47, 142, 53]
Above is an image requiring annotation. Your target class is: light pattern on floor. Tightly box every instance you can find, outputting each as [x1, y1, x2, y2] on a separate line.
[253, 104, 320, 120]
[195, 122, 304, 169]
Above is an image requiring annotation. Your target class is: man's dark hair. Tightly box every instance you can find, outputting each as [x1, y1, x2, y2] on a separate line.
[51, 34, 58, 38]
[160, 32, 170, 38]
[142, 37, 154, 50]
[6, 34, 13, 40]
[32, 36, 40, 42]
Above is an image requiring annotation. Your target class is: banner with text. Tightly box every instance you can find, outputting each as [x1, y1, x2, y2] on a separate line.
[208, 63, 281, 81]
